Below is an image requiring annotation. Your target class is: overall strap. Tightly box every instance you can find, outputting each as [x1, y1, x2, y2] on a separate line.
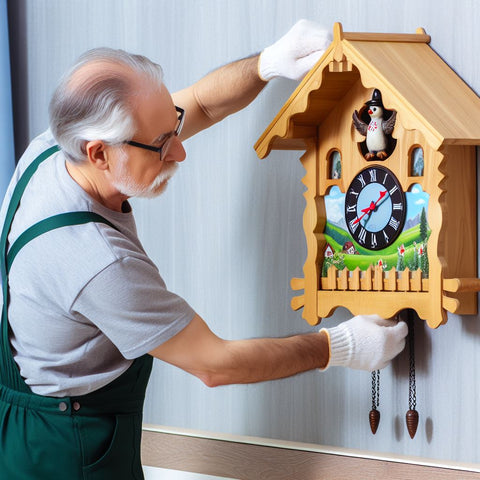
[0, 146, 119, 392]
[1, 146, 60, 392]
[6, 212, 117, 274]
[0, 145, 60, 263]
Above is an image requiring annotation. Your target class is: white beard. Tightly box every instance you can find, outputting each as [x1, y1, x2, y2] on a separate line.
[112, 149, 178, 198]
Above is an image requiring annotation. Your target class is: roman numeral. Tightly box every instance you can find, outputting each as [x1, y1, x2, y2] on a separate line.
[369, 169, 377, 182]
[389, 185, 398, 195]
[358, 174, 366, 188]
[349, 219, 359, 233]
[358, 227, 367, 244]
[382, 172, 389, 184]
[383, 230, 390, 243]
[393, 203, 403, 210]
[346, 204, 356, 213]
[389, 217, 400, 230]
[370, 233, 377, 249]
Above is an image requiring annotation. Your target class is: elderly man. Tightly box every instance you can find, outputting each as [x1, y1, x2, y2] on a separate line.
[0, 20, 407, 479]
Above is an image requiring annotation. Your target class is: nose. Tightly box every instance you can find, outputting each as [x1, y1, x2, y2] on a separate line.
[164, 136, 186, 163]
[368, 109, 373, 115]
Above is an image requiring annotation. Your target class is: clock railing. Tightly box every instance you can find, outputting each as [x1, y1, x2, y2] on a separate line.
[320, 265, 428, 292]
[290, 270, 480, 320]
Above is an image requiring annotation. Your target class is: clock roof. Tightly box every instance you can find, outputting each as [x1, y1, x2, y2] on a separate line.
[255, 23, 480, 158]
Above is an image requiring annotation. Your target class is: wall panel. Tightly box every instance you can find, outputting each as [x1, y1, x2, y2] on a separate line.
[8, 0, 480, 466]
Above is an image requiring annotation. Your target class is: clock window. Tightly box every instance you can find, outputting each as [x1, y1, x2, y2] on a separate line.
[410, 147, 424, 177]
[328, 150, 342, 179]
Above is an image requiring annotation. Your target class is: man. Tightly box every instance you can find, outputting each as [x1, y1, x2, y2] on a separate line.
[0, 20, 407, 479]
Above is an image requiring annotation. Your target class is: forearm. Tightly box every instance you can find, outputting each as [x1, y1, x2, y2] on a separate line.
[173, 55, 267, 140]
[150, 314, 329, 388]
[204, 332, 330, 387]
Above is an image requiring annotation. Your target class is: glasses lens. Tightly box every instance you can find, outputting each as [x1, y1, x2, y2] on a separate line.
[175, 107, 185, 136]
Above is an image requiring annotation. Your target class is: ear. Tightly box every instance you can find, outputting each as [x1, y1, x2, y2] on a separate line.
[85, 140, 110, 170]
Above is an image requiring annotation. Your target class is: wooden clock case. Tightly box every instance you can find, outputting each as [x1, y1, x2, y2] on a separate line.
[255, 23, 480, 328]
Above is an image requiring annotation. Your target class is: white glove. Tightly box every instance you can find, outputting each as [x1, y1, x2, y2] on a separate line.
[320, 315, 408, 371]
[259, 19, 331, 81]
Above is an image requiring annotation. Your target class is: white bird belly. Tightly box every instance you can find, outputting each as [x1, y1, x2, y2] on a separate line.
[366, 122, 387, 152]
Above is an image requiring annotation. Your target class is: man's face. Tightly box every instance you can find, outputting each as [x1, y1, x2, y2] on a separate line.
[110, 84, 186, 198]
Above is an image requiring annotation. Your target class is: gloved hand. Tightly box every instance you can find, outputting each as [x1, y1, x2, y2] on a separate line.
[259, 19, 331, 81]
[320, 314, 408, 371]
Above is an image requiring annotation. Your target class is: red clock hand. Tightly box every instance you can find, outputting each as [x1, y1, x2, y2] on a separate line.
[374, 190, 387, 206]
[352, 191, 387, 225]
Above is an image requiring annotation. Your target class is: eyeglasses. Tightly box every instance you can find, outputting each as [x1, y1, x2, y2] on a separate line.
[124, 106, 185, 161]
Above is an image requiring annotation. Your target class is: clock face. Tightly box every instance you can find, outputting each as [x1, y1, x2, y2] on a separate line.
[345, 166, 406, 251]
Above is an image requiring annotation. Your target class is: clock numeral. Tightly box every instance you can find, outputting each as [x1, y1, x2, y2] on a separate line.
[346, 204, 356, 213]
[389, 217, 401, 230]
[348, 189, 359, 198]
[344, 167, 406, 251]
[358, 227, 367, 245]
[349, 219, 359, 233]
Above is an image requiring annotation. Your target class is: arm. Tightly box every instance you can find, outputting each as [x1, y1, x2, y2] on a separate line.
[150, 314, 329, 387]
[173, 55, 266, 141]
[149, 314, 408, 387]
[173, 20, 332, 140]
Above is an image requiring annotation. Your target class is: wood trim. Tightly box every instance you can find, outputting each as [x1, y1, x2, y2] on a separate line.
[334, 22, 431, 44]
[343, 32, 431, 43]
[141, 426, 480, 480]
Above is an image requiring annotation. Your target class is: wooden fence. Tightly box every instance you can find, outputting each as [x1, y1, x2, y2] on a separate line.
[321, 265, 429, 292]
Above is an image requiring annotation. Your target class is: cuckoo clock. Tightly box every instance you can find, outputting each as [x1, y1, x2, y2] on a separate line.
[255, 23, 480, 329]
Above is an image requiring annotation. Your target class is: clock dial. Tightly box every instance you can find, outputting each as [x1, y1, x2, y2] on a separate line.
[345, 166, 406, 251]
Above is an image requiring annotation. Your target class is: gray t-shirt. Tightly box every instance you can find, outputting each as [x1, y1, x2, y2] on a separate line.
[0, 130, 195, 397]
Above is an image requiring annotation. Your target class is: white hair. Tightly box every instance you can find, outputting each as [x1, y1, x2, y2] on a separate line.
[112, 148, 179, 198]
[49, 47, 164, 164]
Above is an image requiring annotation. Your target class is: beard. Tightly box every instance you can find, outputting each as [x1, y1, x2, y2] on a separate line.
[112, 149, 179, 198]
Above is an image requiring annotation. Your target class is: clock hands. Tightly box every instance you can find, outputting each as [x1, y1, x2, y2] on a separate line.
[353, 190, 387, 225]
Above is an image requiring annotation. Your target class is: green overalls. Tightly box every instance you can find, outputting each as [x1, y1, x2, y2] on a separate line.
[0, 146, 153, 479]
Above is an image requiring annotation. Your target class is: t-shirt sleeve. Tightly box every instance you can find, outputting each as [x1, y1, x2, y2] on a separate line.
[71, 255, 196, 359]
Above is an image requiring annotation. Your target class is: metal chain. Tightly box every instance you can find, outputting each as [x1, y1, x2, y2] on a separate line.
[407, 310, 417, 411]
[371, 369, 380, 410]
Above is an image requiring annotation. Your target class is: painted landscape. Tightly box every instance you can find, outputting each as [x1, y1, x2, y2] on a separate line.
[322, 185, 430, 277]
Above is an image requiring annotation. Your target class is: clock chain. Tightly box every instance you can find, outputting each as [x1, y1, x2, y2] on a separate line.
[369, 369, 380, 434]
[368, 310, 419, 438]
[406, 309, 419, 439]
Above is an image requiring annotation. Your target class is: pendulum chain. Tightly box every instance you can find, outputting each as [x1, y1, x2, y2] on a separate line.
[368, 310, 419, 438]
[406, 309, 419, 439]
[369, 369, 380, 434]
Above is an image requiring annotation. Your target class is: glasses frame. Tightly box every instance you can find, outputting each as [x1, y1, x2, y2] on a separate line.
[124, 106, 185, 161]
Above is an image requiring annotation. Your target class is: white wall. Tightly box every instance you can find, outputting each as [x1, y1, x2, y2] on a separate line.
[8, 0, 480, 465]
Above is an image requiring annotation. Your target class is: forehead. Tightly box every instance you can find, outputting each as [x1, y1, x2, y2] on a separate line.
[131, 82, 176, 141]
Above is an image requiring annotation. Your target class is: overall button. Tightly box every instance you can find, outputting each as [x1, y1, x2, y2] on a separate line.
[58, 402, 68, 412]
[73, 402, 81, 411]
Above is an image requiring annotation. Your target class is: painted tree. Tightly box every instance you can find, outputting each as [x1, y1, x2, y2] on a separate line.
[420, 244, 429, 277]
[419, 207, 429, 276]
[419, 207, 428, 241]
